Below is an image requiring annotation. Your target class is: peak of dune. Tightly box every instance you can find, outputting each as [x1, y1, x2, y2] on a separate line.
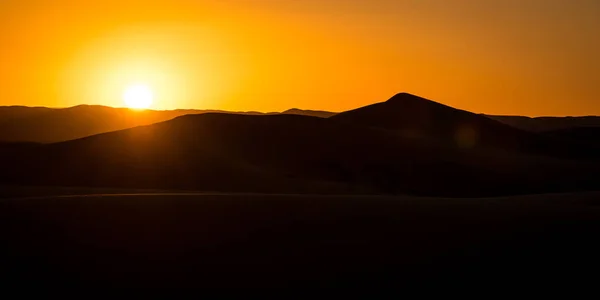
[385, 93, 453, 109]
[330, 92, 539, 151]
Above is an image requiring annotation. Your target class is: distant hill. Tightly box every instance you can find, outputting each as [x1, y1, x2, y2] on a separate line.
[1, 93, 598, 197]
[1, 112, 598, 197]
[282, 108, 337, 118]
[485, 115, 600, 132]
[0, 106, 54, 122]
[0, 105, 334, 143]
[330, 93, 527, 149]
[329, 93, 599, 159]
[3, 100, 598, 144]
[0, 105, 274, 143]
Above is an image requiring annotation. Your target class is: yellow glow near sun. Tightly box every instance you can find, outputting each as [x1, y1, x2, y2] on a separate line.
[123, 84, 154, 109]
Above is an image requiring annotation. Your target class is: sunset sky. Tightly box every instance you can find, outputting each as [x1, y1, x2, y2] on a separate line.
[1, 0, 599, 116]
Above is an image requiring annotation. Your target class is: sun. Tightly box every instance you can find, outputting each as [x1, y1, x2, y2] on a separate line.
[123, 84, 154, 109]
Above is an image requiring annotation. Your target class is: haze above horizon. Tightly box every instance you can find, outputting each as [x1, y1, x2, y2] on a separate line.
[1, 0, 599, 116]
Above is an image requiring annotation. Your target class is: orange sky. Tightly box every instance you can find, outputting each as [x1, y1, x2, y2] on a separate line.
[0, 0, 599, 116]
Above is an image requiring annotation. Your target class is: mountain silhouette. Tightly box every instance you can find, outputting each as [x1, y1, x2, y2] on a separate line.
[486, 115, 600, 132]
[1, 110, 598, 197]
[282, 108, 337, 118]
[330, 93, 532, 149]
[0, 106, 54, 121]
[0, 105, 198, 143]
[0, 105, 276, 143]
[0, 105, 329, 143]
[330, 93, 600, 159]
[4, 100, 599, 145]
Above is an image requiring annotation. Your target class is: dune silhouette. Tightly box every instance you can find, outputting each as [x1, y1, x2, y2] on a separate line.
[1, 105, 598, 196]
[331, 93, 534, 149]
[486, 114, 600, 132]
[0, 105, 199, 143]
[1, 113, 441, 194]
[0, 105, 335, 143]
[0, 106, 54, 121]
[282, 108, 337, 118]
[3, 99, 599, 147]
[330, 93, 600, 159]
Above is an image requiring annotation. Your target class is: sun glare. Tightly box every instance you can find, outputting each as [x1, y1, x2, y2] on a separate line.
[123, 84, 154, 109]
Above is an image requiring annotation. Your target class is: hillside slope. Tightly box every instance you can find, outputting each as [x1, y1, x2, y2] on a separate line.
[330, 93, 599, 159]
[486, 115, 600, 132]
[1, 113, 597, 197]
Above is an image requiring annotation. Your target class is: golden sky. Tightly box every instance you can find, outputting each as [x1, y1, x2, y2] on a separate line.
[0, 0, 599, 116]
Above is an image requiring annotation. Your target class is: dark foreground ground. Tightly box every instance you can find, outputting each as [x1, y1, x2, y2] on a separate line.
[1, 191, 599, 288]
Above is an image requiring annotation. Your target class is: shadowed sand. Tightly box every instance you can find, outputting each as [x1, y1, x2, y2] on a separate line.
[1, 191, 599, 288]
